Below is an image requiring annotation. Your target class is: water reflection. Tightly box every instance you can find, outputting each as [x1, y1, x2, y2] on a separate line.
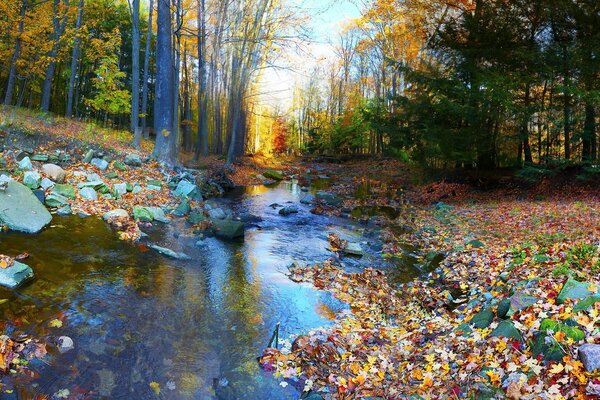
[0, 182, 380, 399]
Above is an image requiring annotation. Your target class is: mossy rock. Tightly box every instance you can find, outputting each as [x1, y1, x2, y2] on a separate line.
[263, 170, 283, 180]
[557, 278, 595, 304]
[491, 320, 522, 341]
[52, 184, 76, 199]
[470, 308, 494, 329]
[133, 206, 153, 222]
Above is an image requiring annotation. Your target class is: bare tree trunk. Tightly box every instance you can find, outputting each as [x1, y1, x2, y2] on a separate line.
[4, 0, 28, 107]
[41, 0, 68, 112]
[194, 0, 209, 160]
[152, 0, 175, 164]
[66, 0, 84, 117]
[131, 0, 142, 147]
[141, 0, 154, 137]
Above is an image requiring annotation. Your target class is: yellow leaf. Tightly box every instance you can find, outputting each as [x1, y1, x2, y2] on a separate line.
[48, 319, 62, 328]
[149, 381, 160, 395]
[549, 363, 564, 374]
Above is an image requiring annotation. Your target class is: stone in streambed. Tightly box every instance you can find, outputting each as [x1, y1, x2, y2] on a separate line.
[0, 180, 52, 233]
[112, 183, 127, 196]
[149, 245, 191, 260]
[0, 261, 34, 289]
[57, 205, 72, 215]
[79, 187, 98, 201]
[172, 199, 191, 217]
[82, 149, 95, 163]
[41, 163, 66, 183]
[343, 242, 364, 257]
[124, 153, 142, 166]
[263, 170, 283, 180]
[300, 194, 315, 204]
[132, 206, 153, 222]
[52, 184, 76, 199]
[103, 209, 129, 220]
[90, 158, 109, 171]
[40, 178, 55, 190]
[145, 207, 171, 223]
[45, 192, 69, 208]
[23, 171, 41, 189]
[208, 208, 227, 220]
[211, 219, 245, 240]
[279, 206, 298, 216]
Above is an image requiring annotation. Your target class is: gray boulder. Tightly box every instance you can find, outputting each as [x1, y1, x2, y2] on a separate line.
[124, 153, 142, 166]
[149, 245, 191, 260]
[112, 183, 127, 196]
[41, 163, 66, 183]
[173, 179, 198, 198]
[0, 180, 52, 233]
[90, 158, 109, 171]
[0, 261, 34, 289]
[79, 187, 98, 201]
[300, 194, 315, 204]
[279, 206, 298, 216]
[45, 192, 69, 208]
[579, 344, 600, 372]
[103, 209, 129, 220]
[18, 157, 33, 170]
[23, 171, 42, 189]
[82, 149, 95, 163]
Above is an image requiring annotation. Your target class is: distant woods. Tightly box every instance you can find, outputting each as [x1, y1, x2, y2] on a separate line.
[0, 0, 300, 165]
[288, 0, 600, 169]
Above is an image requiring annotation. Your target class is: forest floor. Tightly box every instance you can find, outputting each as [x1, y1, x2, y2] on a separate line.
[261, 159, 600, 399]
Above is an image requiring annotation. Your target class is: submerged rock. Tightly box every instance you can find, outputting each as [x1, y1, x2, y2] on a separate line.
[0, 180, 52, 233]
[208, 208, 227, 220]
[41, 163, 66, 183]
[149, 245, 191, 260]
[279, 206, 299, 216]
[211, 219, 245, 240]
[0, 261, 34, 289]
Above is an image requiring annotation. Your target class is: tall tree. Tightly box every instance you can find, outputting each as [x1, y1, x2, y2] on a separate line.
[140, 0, 154, 137]
[4, 0, 28, 107]
[152, 0, 175, 164]
[66, 0, 84, 117]
[130, 0, 141, 147]
[41, 0, 69, 112]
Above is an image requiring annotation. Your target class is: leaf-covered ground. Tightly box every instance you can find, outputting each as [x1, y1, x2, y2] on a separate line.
[261, 162, 600, 399]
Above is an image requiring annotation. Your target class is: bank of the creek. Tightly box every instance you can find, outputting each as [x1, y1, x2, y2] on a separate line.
[0, 180, 391, 399]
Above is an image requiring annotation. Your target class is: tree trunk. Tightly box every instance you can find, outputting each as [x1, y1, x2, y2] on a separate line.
[66, 0, 84, 117]
[171, 0, 181, 156]
[41, 0, 68, 112]
[194, 0, 209, 160]
[141, 0, 154, 137]
[583, 101, 596, 162]
[4, 0, 28, 107]
[131, 0, 141, 147]
[152, 0, 175, 164]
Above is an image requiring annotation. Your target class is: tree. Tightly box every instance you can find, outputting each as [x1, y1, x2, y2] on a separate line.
[130, 0, 141, 147]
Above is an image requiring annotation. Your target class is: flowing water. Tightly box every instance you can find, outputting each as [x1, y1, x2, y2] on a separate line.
[0, 181, 385, 399]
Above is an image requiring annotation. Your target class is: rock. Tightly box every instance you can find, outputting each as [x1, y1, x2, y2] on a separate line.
[255, 174, 267, 182]
[78, 180, 107, 191]
[82, 149, 95, 163]
[147, 179, 162, 188]
[0, 181, 52, 233]
[208, 208, 227, 220]
[57, 336, 74, 353]
[104, 172, 118, 179]
[90, 158, 109, 171]
[41, 163, 66, 183]
[133, 206, 153, 222]
[316, 191, 341, 206]
[40, 177, 55, 190]
[187, 212, 206, 224]
[263, 170, 283, 180]
[508, 291, 539, 316]
[31, 154, 48, 162]
[32, 189, 45, 204]
[132, 184, 143, 193]
[18, 156, 32, 170]
[172, 199, 191, 217]
[574, 296, 600, 312]
[0, 261, 34, 289]
[173, 179, 198, 198]
[557, 278, 596, 304]
[149, 245, 191, 260]
[343, 242, 364, 257]
[496, 298, 510, 319]
[113, 161, 127, 171]
[279, 206, 298, 216]
[102, 209, 129, 221]
[57, 205, 72, 215]
[145, 207, 171, 223]
[470, 308, 494, 329]
[52, 184, 76, 199]
[125, 182, 133, 192]
[23, 171, 41, 189]
[466, 239, 484, 248]
[211, 219, 245, 240]
[45, 193, 69, 208]
[579, 344, 600, 372]
[112, 183, 127, 196]
[490, 320, 522, 341]
[87, 172, 102, 182]
[300, 194, 315, 204]
[79, 187, 98, 201]
[124, 153, 142, 166]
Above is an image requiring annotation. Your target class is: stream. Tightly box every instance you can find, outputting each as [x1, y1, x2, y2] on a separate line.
[0, 181, 388, 399]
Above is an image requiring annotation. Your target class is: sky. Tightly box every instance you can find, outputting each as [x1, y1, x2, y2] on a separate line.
[259, 0, 362, 110]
